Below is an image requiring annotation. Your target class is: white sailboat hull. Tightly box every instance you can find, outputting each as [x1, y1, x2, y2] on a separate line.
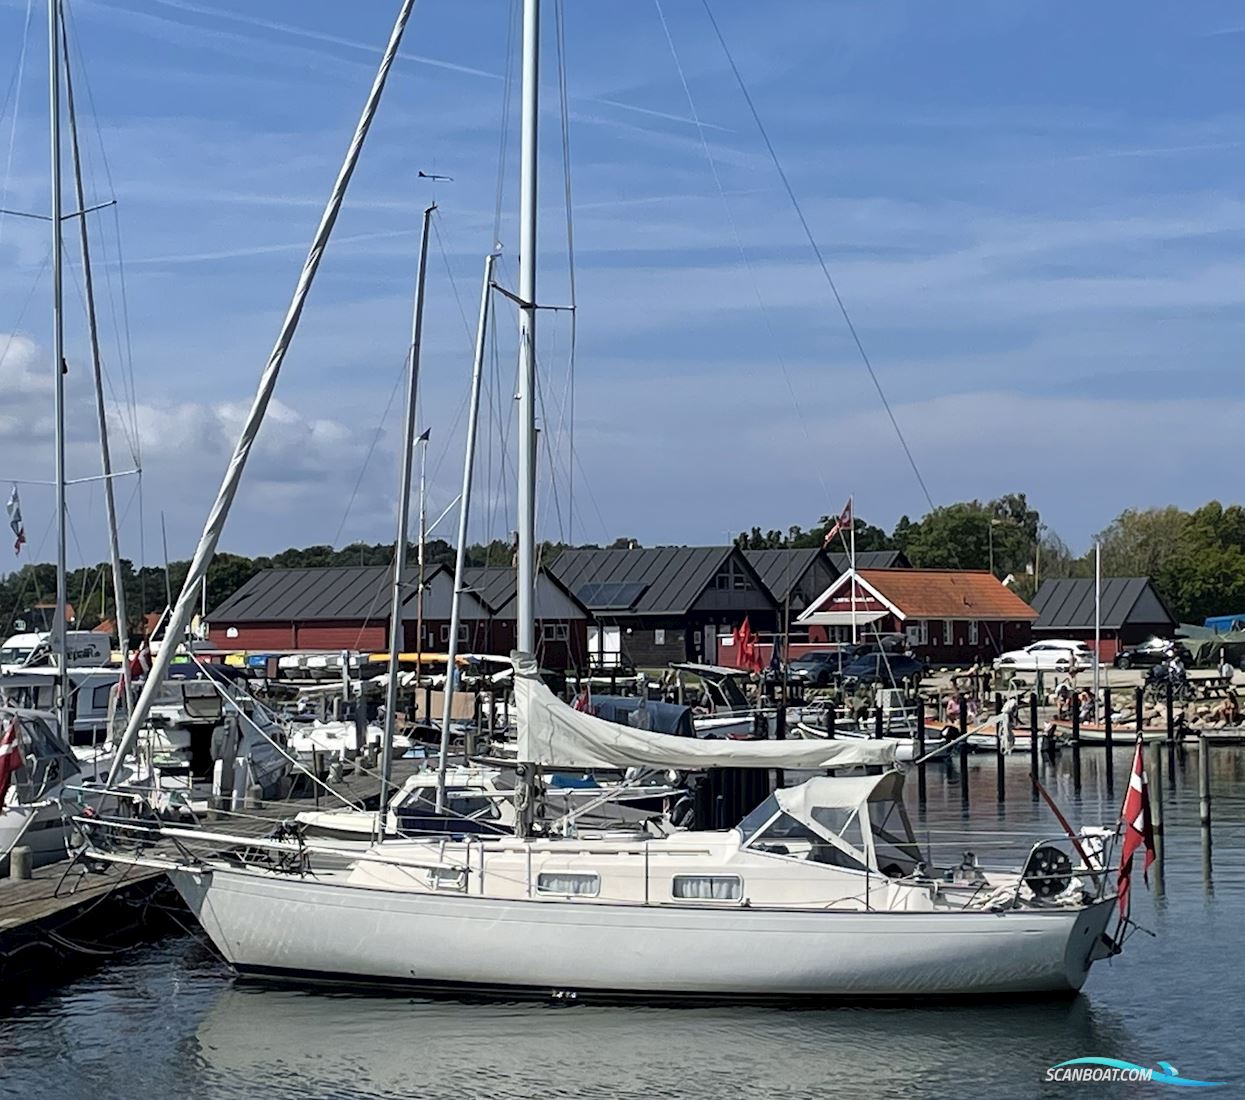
[171, 866, 1115, 1000]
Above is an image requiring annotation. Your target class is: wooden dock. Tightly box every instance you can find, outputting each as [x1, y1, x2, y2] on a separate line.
[0, 756, 430, 994]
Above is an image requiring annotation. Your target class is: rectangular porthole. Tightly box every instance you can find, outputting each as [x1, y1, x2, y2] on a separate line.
[672, 875, 742, 901]
[535, 872, 600, 896]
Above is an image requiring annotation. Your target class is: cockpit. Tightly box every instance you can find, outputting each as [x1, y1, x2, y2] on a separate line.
[737, 772, 924, 878]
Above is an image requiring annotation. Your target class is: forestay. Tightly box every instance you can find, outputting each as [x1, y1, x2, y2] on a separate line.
[514, 653, 897, 770]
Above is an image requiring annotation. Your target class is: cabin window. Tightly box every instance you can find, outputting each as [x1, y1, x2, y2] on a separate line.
[672, 874, 741, 901]
[536, 872, 599, 896]
[92, 685, 114, 710]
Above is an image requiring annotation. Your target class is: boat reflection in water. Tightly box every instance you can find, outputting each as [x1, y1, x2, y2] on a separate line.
[192, 983, 1137, 1100]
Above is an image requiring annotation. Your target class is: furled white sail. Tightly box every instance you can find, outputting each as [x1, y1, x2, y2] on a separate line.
[514, 653, 897, 770]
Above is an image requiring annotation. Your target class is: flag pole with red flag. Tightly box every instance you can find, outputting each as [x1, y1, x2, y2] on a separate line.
[1117, 735, 1157, 916]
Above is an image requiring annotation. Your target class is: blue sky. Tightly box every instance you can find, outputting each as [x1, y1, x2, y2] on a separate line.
[0, 0, 1243, 571]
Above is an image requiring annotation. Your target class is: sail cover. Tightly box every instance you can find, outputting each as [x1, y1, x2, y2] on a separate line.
[514, 653, 897, 771]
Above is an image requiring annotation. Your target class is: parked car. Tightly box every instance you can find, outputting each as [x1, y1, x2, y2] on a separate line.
[993, 640, 1097, 673]
[780, 648, 867, 687]
[840, 653, 925, 689]
[1113, 638, 1190, 670]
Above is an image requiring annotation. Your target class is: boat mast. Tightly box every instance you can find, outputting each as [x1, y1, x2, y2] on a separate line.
[377, 201, 435, 843]
[60, 13, 132, 715]
[48, 0, 69, 739]
[413, 426, 428, 706]
[516, 0, 539, 658]
[513, 0, 540, 839]
[436, 251, 495, 812]
[105, 0, 417, 787]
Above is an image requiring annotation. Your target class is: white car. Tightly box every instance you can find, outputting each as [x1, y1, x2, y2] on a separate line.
[993, 640, 1098, 673]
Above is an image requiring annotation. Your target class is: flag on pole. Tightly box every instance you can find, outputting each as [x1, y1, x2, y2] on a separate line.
[1117, 737, 1157, 915]
[736, 617, 765, 673]
[0, 719, 23, 806]
[571, 681, 593, 713]
[6, 485, 25, 555]
[129, 638, 152, 680]
[821, 498, 853, 549]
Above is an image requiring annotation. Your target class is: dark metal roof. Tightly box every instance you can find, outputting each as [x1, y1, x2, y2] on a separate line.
[828, 549, 909, 572]
[552, 547, 740, 615]
[1032, 577, 1176, 631]
[743, 548, 831, 604]
[210, 564, 587, 624]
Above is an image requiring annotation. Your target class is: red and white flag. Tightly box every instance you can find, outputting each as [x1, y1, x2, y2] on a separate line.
[1117, 737, 1157, 915]
[822, 498, 853, 549]
[736, 616, 765, 673]
[0, 719, 23, 806]
[571, 682, 593, 713]
[128, 638, 152, 680]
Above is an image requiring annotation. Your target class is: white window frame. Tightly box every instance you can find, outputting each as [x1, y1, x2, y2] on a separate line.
[536, 871, 600, 897]
[968, 620, 979, 646]
[905, 620, 928, 646]
[654, 628, 666, 646]
[943, 619, 954, 645]
[672, 874, 743, 901]
[540, 622, 569, 642]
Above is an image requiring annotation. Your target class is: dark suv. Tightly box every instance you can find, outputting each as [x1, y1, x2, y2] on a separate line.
[840, 653, 925, 689]
[1114, 638, 1190, 670]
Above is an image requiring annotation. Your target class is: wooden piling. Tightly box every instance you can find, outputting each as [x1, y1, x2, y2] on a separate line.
[994, 693, 1005, 803]
[1148, 741, 1166, 897]
[1135, 685, 1144, 735]
[1199, 734, 1211, 828]
[1029, 691, 1039, 797]
[1071, 703, 1081, 794]
[1103, 687, 1114, 795]
[874, 705, 884, 739]
[915, 696, 927, 807]
[958, 694, 969, 807]
[1165, 679, 1175, 741]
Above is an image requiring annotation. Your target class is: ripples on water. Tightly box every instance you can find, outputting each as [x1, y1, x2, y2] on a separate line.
[1, 748, 1242, 1099]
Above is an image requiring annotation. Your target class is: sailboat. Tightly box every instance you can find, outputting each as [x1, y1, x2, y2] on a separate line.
[82, 0, 1124, 999]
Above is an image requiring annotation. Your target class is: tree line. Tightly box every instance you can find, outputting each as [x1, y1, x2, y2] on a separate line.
[0, 498, 1238, 640]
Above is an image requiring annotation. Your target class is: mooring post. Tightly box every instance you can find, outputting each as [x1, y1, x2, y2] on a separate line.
[1199, 734, 1211, 828]
[1148, 740, 1166, 898]
[827, 704, 836, 738]
[1148, 740, 1164, 836]
[1165, 678, 1175, 742]
[874, 705, 884, 739]
[1029, 691, 1039, 795]
[1103, 686, 1114, 795]
[10, 845, 31, 880]
[958, 693, 969, 807]
[1071, 702, 1082, 794]
[916, 696, 927, 807]
[994, 693, 1005, 803]
[1135, 685, 1144, 735]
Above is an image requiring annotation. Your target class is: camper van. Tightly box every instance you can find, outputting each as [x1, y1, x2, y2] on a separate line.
[0, 630, 111, 671]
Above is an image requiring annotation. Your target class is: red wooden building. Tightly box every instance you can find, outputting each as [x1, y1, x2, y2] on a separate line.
[798, 568, 1037, 664]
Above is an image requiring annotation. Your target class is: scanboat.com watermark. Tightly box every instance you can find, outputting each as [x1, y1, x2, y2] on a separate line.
[1046, 1058, 1223, 1088]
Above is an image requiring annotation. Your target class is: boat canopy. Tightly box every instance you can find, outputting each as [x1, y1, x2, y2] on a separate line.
[587, 694, 695, 738]
[514, 652, 897, 771]
[4, 708, 81, 793]
[740, 772, 922, 875]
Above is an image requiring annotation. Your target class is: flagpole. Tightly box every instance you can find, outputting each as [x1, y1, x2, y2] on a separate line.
[849, 495, 857, 645]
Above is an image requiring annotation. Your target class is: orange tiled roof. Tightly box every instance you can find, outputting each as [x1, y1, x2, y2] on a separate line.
[859, 568, 1037, 621]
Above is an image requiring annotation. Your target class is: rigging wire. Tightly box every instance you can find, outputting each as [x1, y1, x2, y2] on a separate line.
[491, 0, 520, 248]
[700, 0, 935, 511]
[654, 0, 832, 509]
[0, 0, 34, 251]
